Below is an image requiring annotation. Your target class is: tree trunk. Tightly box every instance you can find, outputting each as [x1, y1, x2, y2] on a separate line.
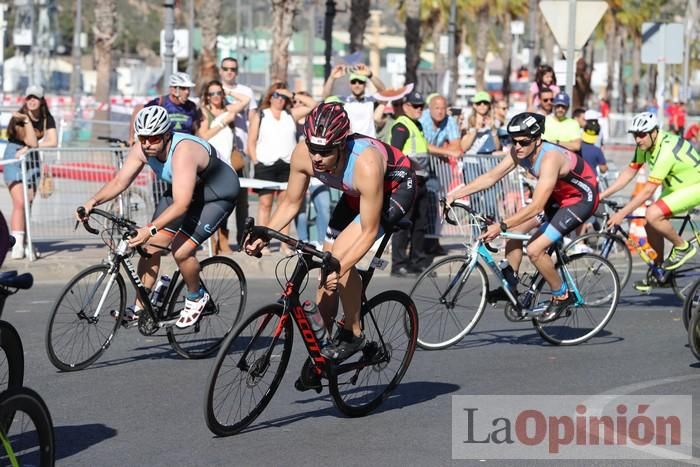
[93, 0, 117, 137]
[500, 13, 513, 102]
[618, 30, 627, 113]
[404, 0, 421, 85]
[431, 15, 446, 73]
[270, 0, 300, 83]
[604, 12, 616, 103]
[196, 0, 222, 87]
[473, 5, 490, 91]
[348, 0, 370, 54]
[631, 34, 642, 112]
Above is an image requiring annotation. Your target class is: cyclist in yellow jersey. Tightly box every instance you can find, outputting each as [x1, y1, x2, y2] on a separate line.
[601, 112, 700, 291]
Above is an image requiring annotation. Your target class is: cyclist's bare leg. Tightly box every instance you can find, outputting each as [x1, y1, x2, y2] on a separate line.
[505, 217, 541, 273]
[526, 234, 561, 291]
[171, 233, 201, 294]
[134, 230, 171, 308]
[646, 204, 684, 254]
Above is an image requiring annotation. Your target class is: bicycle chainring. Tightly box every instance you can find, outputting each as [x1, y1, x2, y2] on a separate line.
[504, 303, 527, 322]
[137, 311, 158, 335]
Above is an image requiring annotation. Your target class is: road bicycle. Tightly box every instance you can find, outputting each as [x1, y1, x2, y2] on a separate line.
[204, 218, 418, 436]
[409, 200, 620, 348]
[0, 271, 28, 393]
[688, 289, 700, 361]
[565, 199, 700, 299]
[45, 207, 246, 371]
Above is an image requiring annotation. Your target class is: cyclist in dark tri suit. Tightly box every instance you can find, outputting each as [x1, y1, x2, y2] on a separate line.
[245, 102, 416, 361]
[79, 106, 240, 328]
[446, 112, 599, 322]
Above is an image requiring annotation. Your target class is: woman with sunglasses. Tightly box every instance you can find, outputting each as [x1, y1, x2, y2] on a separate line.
[446, 112, 599, 322]
[197, 80, 251, 254]
[79, 106, 240, 328]
[461, 91, 501, 155]
[245, 102, 416, 362]
[601, 112, 700, 290]
[247, 82, 316, 254]
[5, 85, 57, 260]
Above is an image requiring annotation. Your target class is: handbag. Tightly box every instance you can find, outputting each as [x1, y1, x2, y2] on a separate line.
[230, 148, 246, 172]
[38, 163, 54, 198]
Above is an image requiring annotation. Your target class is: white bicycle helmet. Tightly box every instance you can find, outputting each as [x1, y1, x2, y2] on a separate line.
[134, 106, 171, 136]
[168, 72, 196, 88]
[628, 112, 658, 133]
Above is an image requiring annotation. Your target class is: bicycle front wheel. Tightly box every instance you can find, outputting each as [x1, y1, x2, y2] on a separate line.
[204, 304, 292, 436]
[328, 290, 418, 417]
[533, 253, 620, 345]
[167, 256, 247, 359]
[682, 279, 700, 330]
[671, 237, 700, 300]
[0, 387, 55, 467]
[565, 232, 632, 291]
[688, 302, 700, 361]
[409, 255, 488, 350]
[45, 264, 126, 371]
[0, 322, 23, 393]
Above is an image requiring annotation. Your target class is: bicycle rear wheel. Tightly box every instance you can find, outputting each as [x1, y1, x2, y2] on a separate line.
[533, 253, 620, 345]
[688, 303, 700, 361]
[45, 264, 126, 371]
[409, 255, 488, 350]
[671, 237, 700, 300]
[682, 279, 700, 330]
[565, 232, 631, 291]
[0, 387, 55, 467]
[167, 256, 247, 359]
[328, 290, 418, 417]
[204, 304, 292, 436]
[0, 322, 24, 392]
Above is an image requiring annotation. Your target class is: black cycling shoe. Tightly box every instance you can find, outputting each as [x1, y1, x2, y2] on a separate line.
[537, 293, 576, 323]
[320, 329, 366, 362]
[294, 358, 322, 393]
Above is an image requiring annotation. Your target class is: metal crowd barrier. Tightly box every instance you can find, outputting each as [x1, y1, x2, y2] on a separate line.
[426, 153, 526, 241]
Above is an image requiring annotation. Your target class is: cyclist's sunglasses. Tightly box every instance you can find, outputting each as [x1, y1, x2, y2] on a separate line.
[512, 137, 535, 147]
[221, 66, 238, 72]
[307, 143, 337, 157]
[632, 131, 649, 139]
[138, 134, 164, 145]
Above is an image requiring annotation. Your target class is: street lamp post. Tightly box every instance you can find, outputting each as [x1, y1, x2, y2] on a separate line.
[70, 0, 82, 119]
[163, 0, 176, 93]
[447, 0, 456, 104]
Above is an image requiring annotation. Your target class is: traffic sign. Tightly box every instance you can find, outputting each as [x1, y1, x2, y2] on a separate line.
[641, 23, 684, 64]
[539, 1, 608, 53]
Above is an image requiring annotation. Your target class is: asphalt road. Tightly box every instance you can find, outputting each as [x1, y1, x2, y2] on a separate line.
[2, 274, 699, 467]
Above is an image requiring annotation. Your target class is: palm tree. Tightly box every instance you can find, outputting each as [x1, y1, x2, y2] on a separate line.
[196, 0, 222, 86]
[93, 0, 118, 127]
[270, 0, 300, 83]
[349, 0, 371, 54]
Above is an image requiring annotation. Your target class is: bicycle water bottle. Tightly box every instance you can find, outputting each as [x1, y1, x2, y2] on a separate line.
[150, 275, 171, 308]
[302, 300, 329, 348]
[638, 238, 657, 262]
[499, 260, 518, 289]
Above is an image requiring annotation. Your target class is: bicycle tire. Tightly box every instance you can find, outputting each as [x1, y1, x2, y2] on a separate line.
[565, 232, 632, 291]
[0, 387, 55, 467]
[682, 278, 700, 330]
[204, 304, 292, 436]
[45, 264, 126, 371]
[409, 255, 488, 350]
[671, 237, 700, 300]
[167, 256, 247, 359]
[532, 253, 620, 346]
[688, 301, 700, 361]
[0, 322, 24, 392]
[328, 290, 418, 417]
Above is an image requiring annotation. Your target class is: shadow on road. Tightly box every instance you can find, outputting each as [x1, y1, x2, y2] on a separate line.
[55, 423, 117, 460]
[55, 341, 198, 372]
[437, 327, 622, 350]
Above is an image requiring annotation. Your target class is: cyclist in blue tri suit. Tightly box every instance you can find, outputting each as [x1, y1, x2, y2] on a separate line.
[79, 106, 240, 328]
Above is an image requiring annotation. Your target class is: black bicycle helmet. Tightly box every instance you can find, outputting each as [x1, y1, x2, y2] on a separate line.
[507, 112, 545, 137]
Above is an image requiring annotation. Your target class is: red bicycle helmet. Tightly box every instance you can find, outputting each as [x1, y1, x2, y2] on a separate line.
[303, 102, 350, 152]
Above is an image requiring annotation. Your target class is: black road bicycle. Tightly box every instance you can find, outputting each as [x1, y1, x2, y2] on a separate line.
[45, 208, 246, 371]
[204, 218, 418, 436]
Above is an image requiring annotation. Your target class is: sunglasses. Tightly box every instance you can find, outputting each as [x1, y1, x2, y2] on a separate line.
[350, 79, 366, 85]
[174, 86, 191, 91]
[271, 92, 288, 100]
[409, 103, 425, 110]
[138, 134, 163, 145]
[632, 131, 649, 139]
[541, 98, 553, 103]
[207, 91, 223, 97]
[221, 66, 238, 72]
[307, 143, 337, 157]
[475, 101, 490, 106]
[512, 137, 535, 148]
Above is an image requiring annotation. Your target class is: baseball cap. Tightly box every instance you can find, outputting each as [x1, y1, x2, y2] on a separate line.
[26, 85, 44, 98]
[553, 92, 570, 107]
[584, 109, 602, 120]
[582, 120, 600, 144]
[324, 95, 343, 104]
[348, 73, 368, 83]
[472, 91, 492, 104]
[405, 90, 425, 106]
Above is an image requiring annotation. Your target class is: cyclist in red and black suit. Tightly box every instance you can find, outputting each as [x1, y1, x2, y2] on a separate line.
[446, 112, 599, 322]
[245, 102, 415, 361]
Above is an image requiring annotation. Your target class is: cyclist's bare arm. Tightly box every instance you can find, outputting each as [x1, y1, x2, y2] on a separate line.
[81, 145, 146, 215]
[558, 138, 581, 153]
[610, 180, 659, 221]
[503, 153, 559, 229]
[446, 153, 516, 203]
[600, 165, 638, 199]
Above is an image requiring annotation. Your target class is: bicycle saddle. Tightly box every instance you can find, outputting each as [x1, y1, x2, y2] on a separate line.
[0, 271, 33, 289]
